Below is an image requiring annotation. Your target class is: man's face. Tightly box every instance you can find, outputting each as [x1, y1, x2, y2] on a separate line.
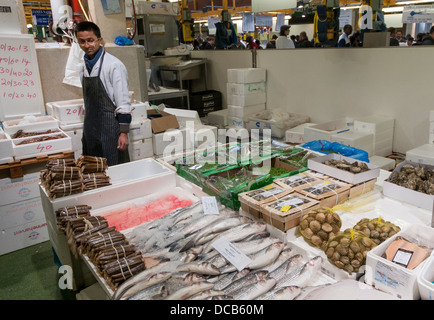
[77, 30, 102, 58]
[396, 31, 402, 39]
[346, 26, 353, 35]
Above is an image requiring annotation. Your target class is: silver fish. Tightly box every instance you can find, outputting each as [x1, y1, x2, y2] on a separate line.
[112, 260, 170, 300]
[165, 281, 215, 300]
[165, 272, 208, 293]
[187, 289, 225, 300]
[294, 284, 333, 300]
[208, 254, 229, 269]
[205, 295, 234, 300]
[220, 242, 284, 274]
[256, 285, 301, 300]
[222, 270, 269, 295]
[212, 269, 250, 291]
[203, 222, 268, 253]
[269, 254, 304, 281]
[179, 214, 222, 237]
[175, 261, 220, 275]
[275, 256, 323, 289]
[230, 278, 277, 300]
[118, 272, 172, 300]
[262, 247, 294, 272]
[128, 282, 168, 300]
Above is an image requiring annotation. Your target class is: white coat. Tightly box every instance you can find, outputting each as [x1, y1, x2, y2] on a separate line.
[276, 36, 295, 49]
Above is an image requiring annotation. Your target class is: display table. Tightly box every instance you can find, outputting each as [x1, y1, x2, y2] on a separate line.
[147, 86, 190, 109]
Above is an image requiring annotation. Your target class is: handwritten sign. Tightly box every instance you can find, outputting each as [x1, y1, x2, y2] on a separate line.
[0, 34, 45, 121]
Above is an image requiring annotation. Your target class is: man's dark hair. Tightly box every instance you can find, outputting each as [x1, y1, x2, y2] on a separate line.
[75, 21, 101, 38]
[279, 25, 290, 36]
[430, 25, 434, 35]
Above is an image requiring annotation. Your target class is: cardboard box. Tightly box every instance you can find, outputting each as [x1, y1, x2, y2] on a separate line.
[307, 154, 380, 185]
[0, 218, 49, 255]
[382, 160, 434, 210]
[227, 68, 266, 84]
[0, 172, 42, 206]
[365, 224, 434, 300]
[303, 118, 353, 143]
[0, 197, 45, 229]
[129, 119, 152, 141]
[227, 92, 266, 107]
[228, 104, 266, 119]
[294, 179, 351, 208]
[129, 138, 153, 161]
[227, 82, 266, 95]
[406, 144, 434, 166]
[260, 192, 320, 231]
[147, 110, 179, 134]
[239, 183, 293, 220]
[285, 123, 316, 144]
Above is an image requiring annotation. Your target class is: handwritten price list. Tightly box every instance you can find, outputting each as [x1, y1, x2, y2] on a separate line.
[0, 42, 38, 100]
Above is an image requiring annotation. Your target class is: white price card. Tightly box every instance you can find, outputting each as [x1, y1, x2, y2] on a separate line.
[202, 196, 219, 215]
[212, 237, 251, 271]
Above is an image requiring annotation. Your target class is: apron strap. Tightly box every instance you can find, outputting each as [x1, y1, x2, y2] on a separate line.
[97, 50, 105, 78]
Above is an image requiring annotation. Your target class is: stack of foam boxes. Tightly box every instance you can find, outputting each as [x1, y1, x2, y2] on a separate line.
[128, 102, 153, 161]
[0, 171, 49, 255]
[226, 68, 267, 130]
[404, 110, 434, 165]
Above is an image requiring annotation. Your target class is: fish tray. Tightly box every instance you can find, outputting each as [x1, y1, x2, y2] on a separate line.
[273, 171, 325, 191]
[308, 153, 380, 185]
[294, 179, 351, 208]
[238, 183, 293, 220]
[260, 192, 320, 232]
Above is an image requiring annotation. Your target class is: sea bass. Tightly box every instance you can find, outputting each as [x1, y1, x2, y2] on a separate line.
[164, 281, 215, 300]
[268, 254, 304, 281]
[256, 285, 301, 300]
[175, 261, 220, 275]
[118, 272, 172, 300]
[275, 256, 323, 289]
[222, 270, 269, 295]
[230, 278, 277, 300]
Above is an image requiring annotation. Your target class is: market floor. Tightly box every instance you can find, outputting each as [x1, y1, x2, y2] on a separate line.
[0, 241, 76, 300]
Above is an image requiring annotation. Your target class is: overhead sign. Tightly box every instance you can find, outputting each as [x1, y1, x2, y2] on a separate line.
[242, 12, 255, 32]
[252, 0, 297, 13]
[31, 9, 52, 26]
[339, 9, 353, 28]
[256, 14, 273, 27]
[402, 5, 434, 23]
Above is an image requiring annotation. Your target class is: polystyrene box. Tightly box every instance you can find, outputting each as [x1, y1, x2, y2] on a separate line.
[227, 92, 266, 107]
[227, 68, 266, 84]
[285, 123, 316, 144]
[3, 115, 59, 135]
[406, 144, 434, 166]
[303, 118, 353, 142]
[129, 119, 152, 141]
[0, 197, 45, 229]
[331, 130, 374, 156]
[0, 129, 14, 164]
[50, 99, 85, 124]
[129, 138, 153, 161]
[417, 254, 434, 300]
[163, 107, 202, 127]
[185, 124, 218, 148]
[152, 127, 187, 156]
[131, 101, 150, 120]
[354, 115, 394, 135]
[228, 104, 266, 119]
[368, 155, 395, 171]
[207, 109, 229, 127]
[365, 224, 434, 300]
[226, 82, 266, 95]
[228, 116, 245, 128]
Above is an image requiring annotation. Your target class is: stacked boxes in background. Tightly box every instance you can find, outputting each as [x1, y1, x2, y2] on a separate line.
[0, 171, 49, 255]
[226, 68, 267, 129]
[406, 110, 434, 165]
[128, 102, 153, 161]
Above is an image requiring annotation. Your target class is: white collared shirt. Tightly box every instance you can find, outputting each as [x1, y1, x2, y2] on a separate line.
[81, 51, 131, 115]
[276, 36, 295, 49]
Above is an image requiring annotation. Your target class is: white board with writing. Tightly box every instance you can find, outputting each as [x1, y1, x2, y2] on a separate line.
[0, 34, 45, 121]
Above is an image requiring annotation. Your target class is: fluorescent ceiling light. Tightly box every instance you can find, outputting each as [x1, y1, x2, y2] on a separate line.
[382, 6, 405, 12]
[396, 0, 434, 4]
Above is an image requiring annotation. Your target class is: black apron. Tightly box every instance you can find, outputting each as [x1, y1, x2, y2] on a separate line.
[82, 51, 130, 166]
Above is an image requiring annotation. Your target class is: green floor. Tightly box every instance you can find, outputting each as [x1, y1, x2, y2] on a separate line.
[0, 241, 76, 300]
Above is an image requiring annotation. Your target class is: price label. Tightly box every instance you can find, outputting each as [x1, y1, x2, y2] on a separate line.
[202, 196, 219, 215]
[280, 205, 291, 212]
[212, 237, 251, 271]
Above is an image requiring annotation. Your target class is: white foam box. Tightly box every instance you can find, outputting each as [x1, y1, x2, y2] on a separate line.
[11, 129, 73, 160]
[228, 104, 266, 119]
[207, 109, 229, 127]
[365, 224, 434, 300]
[417, 254, 434, 300]
[129, 138, 153, 161]
[245, 113, 311, 139]
[369, 155, 395, 171]
[186, 124, 218, 148]
[0, 218, 49, 255]
[382, 160, 434, 210]
[129, 119, 152, 141]
[406, 144, 434, 166]
[429, 110, 434, 122]
[226, 82, 266, 95]
[49, 99, 85, 124]
[0, 129, 14, 165]
[303, 118, 353, 142]
[227, 68, 266, 84]
[163, 107, 202, 127]
[0, 171, 41, 206]
[332, 130, 374, 157]
[227, 92, 266, 107]
[353, 115, 395, 135]
[63, 128, 83, 153]
[130, 101, 149, 120]
[152, 127, 187, 156]
[285, 123, 316, 144]
[428, 133, 434, 144]
[307, 153, 380, 185]
[428, 122, 434, 134]
[228, 116, 245, 128]
[0, 197, 45, 229]
[3, 115, 59, 135]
